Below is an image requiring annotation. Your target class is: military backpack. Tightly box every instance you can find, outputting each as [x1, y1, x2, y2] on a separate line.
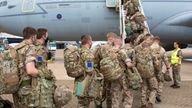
[99, 45, 124, 81]
[126, 67, 142, 90]
[64, 45, 84, 78]
[135, 46, 155, 78]
[0, 47, 19, 94]
[54, 85, 72, 107]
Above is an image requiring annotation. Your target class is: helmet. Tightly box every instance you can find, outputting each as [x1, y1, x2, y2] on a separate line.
[54, 85, 72, 107]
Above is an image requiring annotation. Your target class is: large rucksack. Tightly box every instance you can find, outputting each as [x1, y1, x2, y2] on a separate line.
[135, 46, 155, 78]
[99, 45, 124, 81]
[64, 45, 84, 78]
[0, 47, 19, 94]
[126, 67, 142, 90]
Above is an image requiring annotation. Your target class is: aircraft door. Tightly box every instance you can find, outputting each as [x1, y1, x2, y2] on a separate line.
[22, 0, 35, 12]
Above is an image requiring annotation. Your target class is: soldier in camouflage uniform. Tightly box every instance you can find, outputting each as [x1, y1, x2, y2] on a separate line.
[124, 0, 139, 16]
[134, 35, 158, 108]
[94, 32, 116, 108]
[151, 36, 170, 102]
[35, 28, 56, 107]
[12, 27, 39, 108]
[130, 11, 146, 32]
[75, 35, 95, 108]
[110, 36, 134, 108]
[135, 27, 149, 45]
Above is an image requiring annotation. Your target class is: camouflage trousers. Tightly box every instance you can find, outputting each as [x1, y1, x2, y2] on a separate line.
[141, 76, 158, 106]
[155, 71, 164, 96]
[172, 64, 181, 86]
[157, 81, 163, 96]
[111, 74, 133, 108]
[77, 97, 92, 108]
[13, 78, 55, 108]
[94, 81, 111, 108]
[38, 78, 56, 108]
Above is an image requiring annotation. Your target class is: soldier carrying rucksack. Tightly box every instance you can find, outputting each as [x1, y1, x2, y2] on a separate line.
[134, 35, 158, 108]
[64, 35, 103, 108]
[12, 27, 39, 108]
[151, 36, 170, 103]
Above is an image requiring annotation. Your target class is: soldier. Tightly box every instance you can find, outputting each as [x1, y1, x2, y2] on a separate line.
[94, 32, 116, 108]
[124, 0, 139, 16]
[135, 27, 149, 45]
[110, 36, 134, 108]
[75, 35, 95, 108]
[123, 37, 142, 91]
[170, 41, 182, 88]
[151, 36, 170, 102]
[35, 28, 56, 107]
[130, 11, 146, 31]
[13, 27, 39, 108]
[134, 35, 158, 108]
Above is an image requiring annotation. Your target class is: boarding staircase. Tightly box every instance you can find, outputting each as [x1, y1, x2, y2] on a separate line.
[106, 0, 150, 41]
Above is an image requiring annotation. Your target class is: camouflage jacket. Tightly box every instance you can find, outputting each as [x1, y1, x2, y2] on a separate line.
[123, 44, 135, 61]
[34, 41, 48, 67]
[118, 47, 132, 70]
[15, 40, 36, 81]
[34, 41, 55, 80]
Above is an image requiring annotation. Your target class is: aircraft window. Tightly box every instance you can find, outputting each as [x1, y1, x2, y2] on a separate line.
[22, 0, 35, 12]
[106, 0, 118, 7]
[0, 1, 7, 7]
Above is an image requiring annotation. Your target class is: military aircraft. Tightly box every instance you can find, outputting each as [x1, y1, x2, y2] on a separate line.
[0, 0, 192, 49]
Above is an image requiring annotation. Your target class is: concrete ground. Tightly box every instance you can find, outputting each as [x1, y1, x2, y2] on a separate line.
[1, 50, 192, 108]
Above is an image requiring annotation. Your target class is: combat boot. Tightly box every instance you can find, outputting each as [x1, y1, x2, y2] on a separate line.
[173, 85, 180, 89]
[170, 84, 176, 87]
[156, 94, 162, 103]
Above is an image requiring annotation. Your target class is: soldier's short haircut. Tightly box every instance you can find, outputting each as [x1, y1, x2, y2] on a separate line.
[145, 33, 151, 37]
[81, 35, 92, 45]
[174, 41, 181, 48]
[114, 36, 122, 40]
[37, 28, 48, 39]
[143, 33, 152, 40]
[106, 32, 117, 39]
[23, 27, 37, 39]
